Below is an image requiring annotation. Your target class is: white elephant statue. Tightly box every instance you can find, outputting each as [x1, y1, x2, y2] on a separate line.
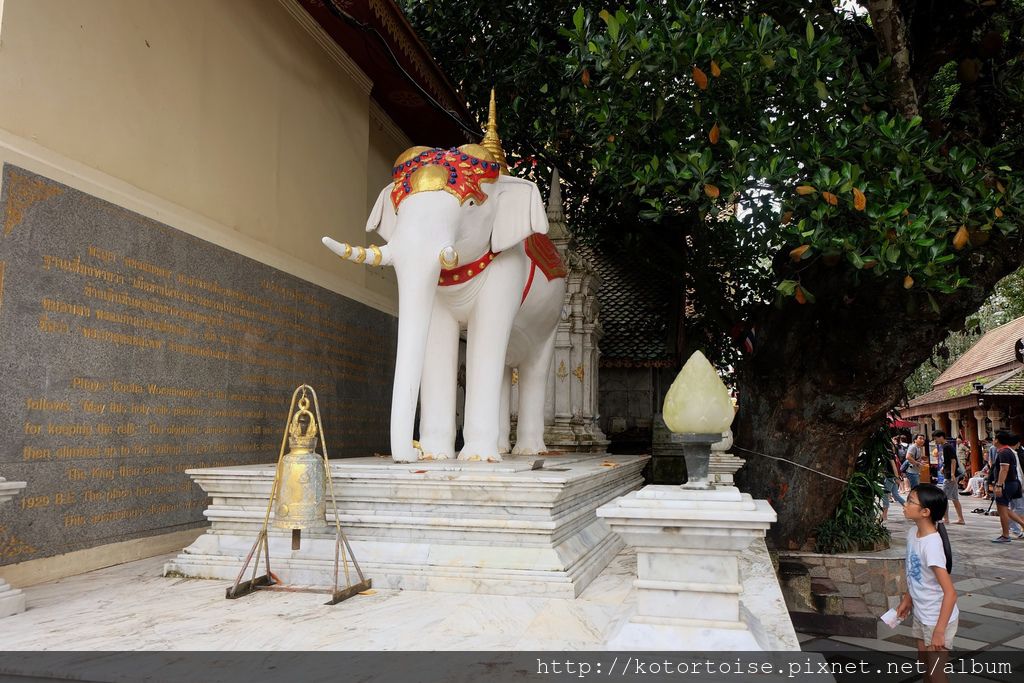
[323, 100, 566, 463]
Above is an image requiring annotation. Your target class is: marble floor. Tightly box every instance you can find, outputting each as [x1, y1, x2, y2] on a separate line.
[3, 537, 798, 651]
[3, 547, 638, 650]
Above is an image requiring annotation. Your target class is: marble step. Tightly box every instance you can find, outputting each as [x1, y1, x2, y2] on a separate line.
[166, 453, 648, 598]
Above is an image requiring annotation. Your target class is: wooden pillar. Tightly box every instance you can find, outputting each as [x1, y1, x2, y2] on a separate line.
[966, 412, 981, 472]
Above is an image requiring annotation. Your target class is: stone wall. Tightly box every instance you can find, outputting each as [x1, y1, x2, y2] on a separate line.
[0, 166, 396, 566]
[599, 367, 678, 442]
[778, 550, 907, 613]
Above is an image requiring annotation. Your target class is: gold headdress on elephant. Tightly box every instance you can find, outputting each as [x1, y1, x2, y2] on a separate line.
[388, 90, 510, 210]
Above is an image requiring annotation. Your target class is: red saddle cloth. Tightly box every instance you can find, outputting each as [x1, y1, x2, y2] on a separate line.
[521, 234, 566, 304]
[524, 234, 567, 280]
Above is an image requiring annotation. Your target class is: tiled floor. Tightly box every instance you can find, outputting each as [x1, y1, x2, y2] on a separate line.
[800, 494, 1024, 654]
[0, 539, 798, 651]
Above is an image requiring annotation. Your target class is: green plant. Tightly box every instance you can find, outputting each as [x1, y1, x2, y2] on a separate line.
[403, 0, 1024, 547]
[814, 427, 892, 554]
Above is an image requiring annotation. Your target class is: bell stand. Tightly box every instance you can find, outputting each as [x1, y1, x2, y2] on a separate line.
[226, 384, 371, 605]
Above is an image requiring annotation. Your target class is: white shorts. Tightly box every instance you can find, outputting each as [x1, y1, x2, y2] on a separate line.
[912, 617, 958, 649]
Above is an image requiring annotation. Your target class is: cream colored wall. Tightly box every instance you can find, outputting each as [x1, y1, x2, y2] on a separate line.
[0, 0, 397, 313]
[362, 104, 408, 301]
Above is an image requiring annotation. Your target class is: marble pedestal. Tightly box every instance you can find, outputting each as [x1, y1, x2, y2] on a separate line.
[0, 579, 26, 619]
[597, 484, 782, 650]
[166, 454, 647, 598]
[544, 419, 611, 453]
[0, 477, 28, 618]
[709, 452, 745, 486]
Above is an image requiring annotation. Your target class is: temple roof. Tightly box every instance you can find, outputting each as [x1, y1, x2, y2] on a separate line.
[904, 315, 1024, 415]
[934, 315, 1024, 387]
[301, 0, 474, 145]
[983, 366, 1024, 395]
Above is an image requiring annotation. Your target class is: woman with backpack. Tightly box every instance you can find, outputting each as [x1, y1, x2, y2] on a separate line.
[989, 431, 1024, 543]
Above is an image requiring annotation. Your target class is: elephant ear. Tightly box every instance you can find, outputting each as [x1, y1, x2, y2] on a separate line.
[366, 184, 398, 242]
[490, 177, 548, 253]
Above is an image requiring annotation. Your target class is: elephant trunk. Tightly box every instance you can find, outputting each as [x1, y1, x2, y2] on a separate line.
[388, 257, 440, 462]
[321, 237, 393, 267]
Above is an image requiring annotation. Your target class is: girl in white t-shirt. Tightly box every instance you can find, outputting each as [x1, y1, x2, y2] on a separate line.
[897, 484, 959, 677]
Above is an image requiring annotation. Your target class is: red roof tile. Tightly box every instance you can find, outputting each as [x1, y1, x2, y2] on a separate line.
[934, 315, 1024, 387]
[983, 367, 1024, 396]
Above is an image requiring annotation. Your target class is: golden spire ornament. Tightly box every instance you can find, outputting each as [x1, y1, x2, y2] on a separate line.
[480, 88, 509, 175]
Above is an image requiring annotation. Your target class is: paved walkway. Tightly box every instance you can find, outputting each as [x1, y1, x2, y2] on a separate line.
[800, 493, 1024, 654]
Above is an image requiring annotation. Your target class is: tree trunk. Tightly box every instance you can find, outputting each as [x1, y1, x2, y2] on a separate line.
[735, 233, 1024, 549]
[866, 0, 919, 119]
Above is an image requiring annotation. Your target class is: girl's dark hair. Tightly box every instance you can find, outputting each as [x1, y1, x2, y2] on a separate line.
[913, 483, 953, 574]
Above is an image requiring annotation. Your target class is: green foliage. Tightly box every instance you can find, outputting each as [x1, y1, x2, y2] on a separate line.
[404, 0, 1024, 546]
[813, 427, 892, 554]
[403, 0, 1024, 371]
[563, 2, 1020, 300]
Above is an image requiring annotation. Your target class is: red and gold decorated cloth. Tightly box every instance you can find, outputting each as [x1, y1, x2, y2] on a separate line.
[524, 234, 567, 280]
[391, 148, 501, 211]
[438, 251, 497, 286]
[435, 236, 565, 292]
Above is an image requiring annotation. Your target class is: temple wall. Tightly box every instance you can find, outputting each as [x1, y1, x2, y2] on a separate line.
[0, 0, 409, 580]
[0, 0, 398, 312]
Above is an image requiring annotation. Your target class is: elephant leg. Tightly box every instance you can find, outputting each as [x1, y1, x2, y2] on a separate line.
[459, 305, 517, 462]
[417, 301, 459, 460]
[498, 366, 512, 454]
[512, 326, 556, 455]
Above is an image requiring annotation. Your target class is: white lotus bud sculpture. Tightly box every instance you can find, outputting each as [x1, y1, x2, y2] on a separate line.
[662, 351, 735, 488]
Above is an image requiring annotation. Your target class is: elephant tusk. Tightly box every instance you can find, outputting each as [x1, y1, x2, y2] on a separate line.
[322, 237, 393, 266]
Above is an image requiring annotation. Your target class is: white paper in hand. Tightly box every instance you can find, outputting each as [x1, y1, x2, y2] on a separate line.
[880, 608, 902, 629]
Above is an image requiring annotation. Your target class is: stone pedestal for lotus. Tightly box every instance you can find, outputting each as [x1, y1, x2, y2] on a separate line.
[598, 484, 777, 649]
[710, 429, 746, 486]
[0, 477, 28, 618]
[598, 352, 795, 650]
[650, 414, 687, 484]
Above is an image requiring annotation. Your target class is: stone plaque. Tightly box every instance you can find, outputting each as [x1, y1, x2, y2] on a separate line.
[0, 165, 396, 565]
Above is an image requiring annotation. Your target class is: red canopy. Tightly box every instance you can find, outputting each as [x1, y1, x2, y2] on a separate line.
[890, 418, 918, 428]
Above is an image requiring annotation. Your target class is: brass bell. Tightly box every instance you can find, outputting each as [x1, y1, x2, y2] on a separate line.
[272, 396, 327, 546]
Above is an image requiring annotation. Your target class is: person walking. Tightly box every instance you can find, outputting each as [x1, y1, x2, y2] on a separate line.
[1007, 437, 1024, 539]
[883, 441, 906, 521]
[897, 483, 959, 676]
[933, 431, 965, 525]
[905, 434, 925, 490]
[989, 431, 1024, 543]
